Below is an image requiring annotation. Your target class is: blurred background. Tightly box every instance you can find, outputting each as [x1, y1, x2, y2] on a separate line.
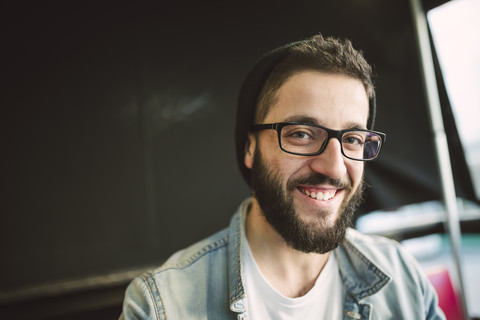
[1, 0, 479, 319]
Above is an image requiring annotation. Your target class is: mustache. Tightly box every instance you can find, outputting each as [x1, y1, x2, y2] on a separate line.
[288, 173, 351, 191]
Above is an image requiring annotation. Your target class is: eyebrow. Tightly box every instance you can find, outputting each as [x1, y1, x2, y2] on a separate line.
[281, 115, 368, 130]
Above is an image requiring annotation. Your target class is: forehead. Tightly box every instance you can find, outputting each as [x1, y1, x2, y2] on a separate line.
[264, 71, 369, 129]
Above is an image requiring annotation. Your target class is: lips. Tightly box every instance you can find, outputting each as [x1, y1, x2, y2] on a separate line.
[298, 186, 338, 201]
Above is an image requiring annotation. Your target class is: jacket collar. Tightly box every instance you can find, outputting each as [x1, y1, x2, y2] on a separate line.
[228, 199, 249, 314]
[334, 230, 391, 300]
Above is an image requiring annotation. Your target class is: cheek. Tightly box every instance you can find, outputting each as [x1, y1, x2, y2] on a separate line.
[347, 162, 364, 187]
[281, 157, 317, 188]
[262, 150, 302, 187]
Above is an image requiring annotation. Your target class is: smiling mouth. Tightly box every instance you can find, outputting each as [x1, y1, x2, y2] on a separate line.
[298, 187, 339, 201]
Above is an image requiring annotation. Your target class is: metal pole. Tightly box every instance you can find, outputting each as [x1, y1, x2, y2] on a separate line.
[408, 0, 469, 318]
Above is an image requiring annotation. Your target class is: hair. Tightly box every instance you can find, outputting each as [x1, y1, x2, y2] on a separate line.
[235, 33, 376, 186]
[256, 34, 374, 123]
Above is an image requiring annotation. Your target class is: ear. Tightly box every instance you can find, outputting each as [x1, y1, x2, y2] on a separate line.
[244, 133, 256, 169]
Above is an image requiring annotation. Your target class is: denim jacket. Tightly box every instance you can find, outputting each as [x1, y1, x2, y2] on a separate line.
[120, 199, 445, 319]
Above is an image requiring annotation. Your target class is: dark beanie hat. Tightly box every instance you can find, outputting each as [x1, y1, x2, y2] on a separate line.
[234, 38, 376, 187]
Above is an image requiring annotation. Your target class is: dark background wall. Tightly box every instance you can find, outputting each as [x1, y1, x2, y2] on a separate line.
[1, 0, 471, 319]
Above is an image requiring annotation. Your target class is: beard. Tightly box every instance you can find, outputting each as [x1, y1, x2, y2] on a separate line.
[250, 148, 365, 254]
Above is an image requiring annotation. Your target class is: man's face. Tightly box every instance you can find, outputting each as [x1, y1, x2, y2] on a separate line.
[244, 71, 369, 253]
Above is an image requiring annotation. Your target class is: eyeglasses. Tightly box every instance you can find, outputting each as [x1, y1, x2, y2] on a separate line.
[250, 122, 386, 161]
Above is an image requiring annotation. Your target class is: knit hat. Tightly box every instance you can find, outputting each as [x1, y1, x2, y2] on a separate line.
[234, 38, 376, 187]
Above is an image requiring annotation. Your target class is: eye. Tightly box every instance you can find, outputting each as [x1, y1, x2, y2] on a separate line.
[290, 130, 312, 140]
[344, 136, 362, 145]
[281, 125, 318, 146]
[342, 132, 365, 149]
[282, 125, 317, 140]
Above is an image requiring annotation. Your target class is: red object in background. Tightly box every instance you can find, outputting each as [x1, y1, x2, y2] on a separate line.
[427, 267, 465, 320]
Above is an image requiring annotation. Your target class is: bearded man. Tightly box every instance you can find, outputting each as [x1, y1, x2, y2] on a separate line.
[120, 34, 445, 320]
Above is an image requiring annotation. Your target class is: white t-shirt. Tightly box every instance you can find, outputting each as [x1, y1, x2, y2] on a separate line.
[241, 230, 344, 319]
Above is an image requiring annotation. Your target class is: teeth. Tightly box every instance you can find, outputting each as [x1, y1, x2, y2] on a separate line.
[301, 188, 335, 201]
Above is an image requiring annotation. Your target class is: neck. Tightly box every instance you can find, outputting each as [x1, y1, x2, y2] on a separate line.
[245, 198, 331, 298]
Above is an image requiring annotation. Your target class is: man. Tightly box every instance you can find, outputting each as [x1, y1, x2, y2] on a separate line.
[120, 34, 445, 319]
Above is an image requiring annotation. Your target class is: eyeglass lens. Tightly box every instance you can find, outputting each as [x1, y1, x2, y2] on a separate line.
[280, 124, 382, 160]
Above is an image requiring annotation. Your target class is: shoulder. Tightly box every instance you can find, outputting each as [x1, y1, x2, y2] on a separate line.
[153, 227, 230, 273]
[341, 229, 445, 319]
[344, 228, 414, 265]
[345, 227, 400, 247]
[121, 228, 231, 319]
[136, 227, 230, 294]
[343, 228, 426, 281]
[140, 229, 229, 289]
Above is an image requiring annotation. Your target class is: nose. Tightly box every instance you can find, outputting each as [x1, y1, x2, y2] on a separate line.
[309, 138, 347, 180]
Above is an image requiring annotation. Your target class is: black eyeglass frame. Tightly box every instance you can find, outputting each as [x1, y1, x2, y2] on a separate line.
[249, 122, 387, 161]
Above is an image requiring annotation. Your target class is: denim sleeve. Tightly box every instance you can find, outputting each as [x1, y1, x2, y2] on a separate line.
[419, 268, 446, 320]
[119, 276, 162, 320]
[399, 243, 446, 320]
